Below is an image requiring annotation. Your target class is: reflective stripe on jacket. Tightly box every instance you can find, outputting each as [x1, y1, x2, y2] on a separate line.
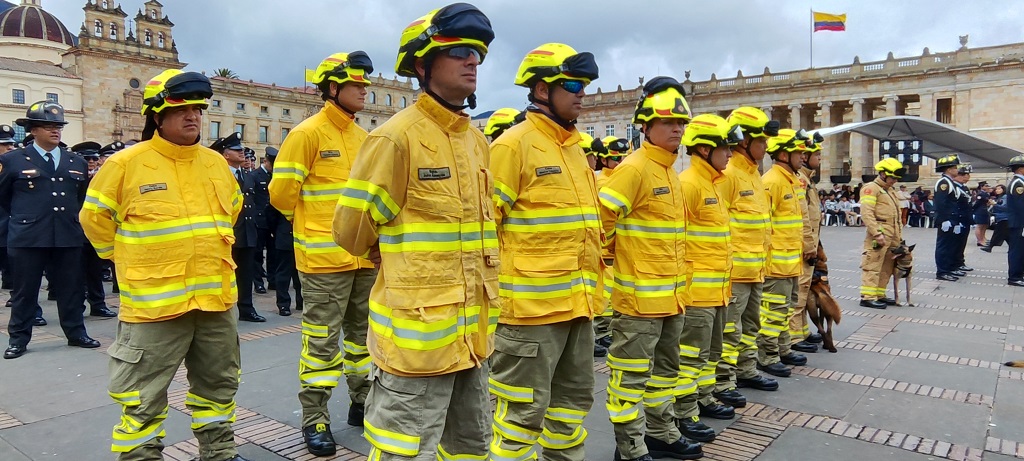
[860, 177, 902, 247]
[679, 158, 731, 307]
[762, 164, 804, 277]
[717, 154, 769, 283]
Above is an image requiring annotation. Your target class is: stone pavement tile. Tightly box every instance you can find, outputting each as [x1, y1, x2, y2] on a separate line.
[239, 331, 301, 373]
[0, 404, 194, 461]
[844, 388, 989, 447]
[925, 309, 1012, 328]
[0, 436, 31, 461]
[237, 442, 290, 461]
[753, 426, 946, 461]
[798, 348, 895, 377]
[878, 356, 998, 396]
[991, 378, 1024, 442]
[236, 365, 309, 429]
[582, 389, 615, 436]
[876, 322, 1005, 362]
[332, 425, 371, 455]
[830, 314, 871, 342]
[582, 427, 617, 461]
[744, 375, 867, 418]
[0, 371, 112, 424]
[984, 453, 1024, 461]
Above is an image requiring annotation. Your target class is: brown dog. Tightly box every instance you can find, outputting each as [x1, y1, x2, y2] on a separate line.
[891, 242, 916, 306]
[807, 242, 842, 352]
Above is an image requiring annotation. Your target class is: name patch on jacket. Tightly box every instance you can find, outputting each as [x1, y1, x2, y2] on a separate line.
[418, 167, 451, 180]
[653, 186, 670, 195]
[739, 190, 754, 197]
[704, 198, 719, 205]
[784, 194, 793, 199]
[536, 166, 562, 176]
[139, 183, 168, 194]
[319, 150, 341, 158]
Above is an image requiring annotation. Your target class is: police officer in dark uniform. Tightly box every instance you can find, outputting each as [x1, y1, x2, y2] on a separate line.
[934, 154, 967, 281]
[210, 132, 265, 322]
[0, 124, 18, 293]
[70, 141, 117, 318]
[954, 164, 975, 274]
[1005, 155, 1024, 286]
[250, 148, 275, 294]
[2, 101, 99, 359]
[265, 148, 302, 316]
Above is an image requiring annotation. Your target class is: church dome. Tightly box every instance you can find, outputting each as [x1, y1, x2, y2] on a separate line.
[0, 1, 75, 47]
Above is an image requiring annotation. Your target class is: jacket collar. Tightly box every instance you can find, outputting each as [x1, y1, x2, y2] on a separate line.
[416, 94, 469, 133]
[729, 151, 758, 173]
[689, 154, 725, 184]
[526, 112, 580, 146]
[149, 131, 200, 160]
[322, 101, 354, 129]
[873, 177, 891, 190]
[799, 166, 817, 184]
[641, 141, 677, 168]
[771, 163, 798, 183]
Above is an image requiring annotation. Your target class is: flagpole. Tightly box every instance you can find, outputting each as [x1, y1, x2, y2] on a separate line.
[809, 9, 813, 68]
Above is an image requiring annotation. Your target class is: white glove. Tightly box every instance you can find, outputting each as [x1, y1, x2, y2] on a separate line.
[941, 221, 952, 232]
[954, 224, 963, 235]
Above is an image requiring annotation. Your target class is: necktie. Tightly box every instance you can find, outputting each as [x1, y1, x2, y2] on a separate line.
[44, 152, 55, 172]
[235, 169, 244, 188]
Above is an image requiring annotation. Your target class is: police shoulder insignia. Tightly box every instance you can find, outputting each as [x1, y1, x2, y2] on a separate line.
[319, 150, 341, 158]
[417, 167, 451, 180]
[139, 183, 168, 194]
[704, 197, 718, 205]
[536, 166, 562, 176]
[940, 183, 948, 191]
[1017, 186, 1024, 195]
[653, 186, 670, 195]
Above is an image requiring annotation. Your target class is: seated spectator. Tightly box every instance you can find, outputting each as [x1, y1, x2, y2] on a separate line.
[823, 194, 841, 226]
[839, 196, 859, 226]
[908, 195, 925, 227]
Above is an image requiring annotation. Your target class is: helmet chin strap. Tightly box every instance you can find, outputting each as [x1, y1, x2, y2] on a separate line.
[529, 86, 576, 130]
[330, 88, 360, 117]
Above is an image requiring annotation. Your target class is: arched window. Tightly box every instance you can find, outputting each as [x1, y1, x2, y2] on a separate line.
[144, 29, 152, 46]
[102, 0, 108, 8]
[93, 20, 102, 37]
[158, 31, 165, 48]
[150, 9, 157, 19]
[385, 94, 392, 106]
[400, 96, 407, 108]
[369, 91, 376, 104]
[109, 22, 118, 40]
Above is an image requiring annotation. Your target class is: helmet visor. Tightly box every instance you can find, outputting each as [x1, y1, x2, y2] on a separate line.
[742, 120, 780, 137]
[958, 164, 973, 174]
[642, 76, 686, 98]
[605, 138, 630, 153]
[432, 3, 495, 46]
[726, 125, 745, 145]
[345, 51, 374, 73]
[164, 72, 213, 102]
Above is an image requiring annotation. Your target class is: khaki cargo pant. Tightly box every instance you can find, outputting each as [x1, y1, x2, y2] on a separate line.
[860, 243, 896, 301]
[675, 307, 725, 419]
[297, 268, 375, 428]
[788, 264, 813, 345]
[606, 314, 685, 460]
[716, 282, 762, 392]
[107, 310, 240, 461]
[488, 319, 595, 461]
[757, 277, 798, 365]
[364, 364, 491, 461]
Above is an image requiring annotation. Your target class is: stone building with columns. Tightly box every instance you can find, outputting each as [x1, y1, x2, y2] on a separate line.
[579, 39, 1024, 188]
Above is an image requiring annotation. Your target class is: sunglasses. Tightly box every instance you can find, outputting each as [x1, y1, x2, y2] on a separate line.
[556, 79, 586, 94]
[445, 46, 482, 61]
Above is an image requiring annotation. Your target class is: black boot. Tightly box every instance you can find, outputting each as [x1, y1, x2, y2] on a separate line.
[594, 343, 608, 357]
[780, 352, 807, 367]
[347, 402, 364, 427]
[698, 401, 735, 419]
[791, 340, 818, 353]
[302, 423, 336, 457]
[677, 416, 716, 442]
[737, 374, 779, 391]
[644, 435, 703, 460]
[712, 388, 747, 408]
[613, 449, 653, 461]
[757, 362, 792, 378]
[805, 332, 823, 344]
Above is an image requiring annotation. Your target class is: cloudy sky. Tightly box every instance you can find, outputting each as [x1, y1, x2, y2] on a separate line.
[46, 0, 1024, 116]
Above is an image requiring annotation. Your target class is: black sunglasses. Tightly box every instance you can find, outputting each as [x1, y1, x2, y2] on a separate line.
[557, 79, 586, 94]
[444, 46, 481, 61]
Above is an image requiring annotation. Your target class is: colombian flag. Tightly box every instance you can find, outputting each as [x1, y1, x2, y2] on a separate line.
[813, 12, 846, 32]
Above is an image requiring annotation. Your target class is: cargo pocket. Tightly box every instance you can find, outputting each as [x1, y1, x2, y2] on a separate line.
[107, 341, 143, 364]
[365, 370, 426, 457]
[632, 259, 680, 315]
[489, 335, 538, 403]
[509, 252, 579, 318]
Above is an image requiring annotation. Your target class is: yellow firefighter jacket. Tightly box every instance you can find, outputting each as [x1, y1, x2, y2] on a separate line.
[762, 164, 804, 278]
[859, 177, 902, 248]
[717, 153, 770, 283]
[798, 168, 822, 254]
[679, 157, 732, 307]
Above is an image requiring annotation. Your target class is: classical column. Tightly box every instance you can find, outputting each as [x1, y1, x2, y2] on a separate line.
[817, 101, 835, 183]
[788, 103, 802, 130]
[848, 98, 870, 182]
[883, 94, 899, 117]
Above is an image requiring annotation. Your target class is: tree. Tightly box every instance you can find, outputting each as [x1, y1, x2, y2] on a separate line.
[214, 68, 238, 79]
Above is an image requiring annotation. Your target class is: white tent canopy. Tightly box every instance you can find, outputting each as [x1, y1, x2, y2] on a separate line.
[817, 116, 1023, 173]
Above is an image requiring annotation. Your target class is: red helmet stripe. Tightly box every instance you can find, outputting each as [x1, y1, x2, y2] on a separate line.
[530, 49, 555, 55]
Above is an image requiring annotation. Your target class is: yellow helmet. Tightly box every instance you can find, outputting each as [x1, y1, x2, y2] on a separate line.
[484, 108, 520, 137]
[395, 3, 494, 78]
[312, 51, 373, 88]
[601, 136, 629, 158]
[875, 157, 906, 179]
[803, 131, 825, 152]
[766, 128, 810, 157]
[726, 107, 779, 138]
[514, 43, 599, 87]
[682, 114, 743, 152]
[142, 69, 212, 115]
[578, 132, 599, 153]
[633, 76, 692, 124]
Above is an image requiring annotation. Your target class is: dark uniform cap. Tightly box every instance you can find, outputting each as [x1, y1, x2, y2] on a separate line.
[265, 146, 278, 160]
[243, 146, 257, 161]
[99, 141, 125, 156]
[0, 124, 15, 144]
[16, 101, 68, 127]
[209, 131, 244, 152]
[1008, 154, 1024, 171]
[71, 141, 102, 158]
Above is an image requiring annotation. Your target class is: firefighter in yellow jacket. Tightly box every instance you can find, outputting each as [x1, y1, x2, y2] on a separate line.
[714, 107, 780, 406]
[487, 42, 602, 461]
[333, 4, 498, 461]
[757, 129, 809, 377]
[484, 107, 520, 142]
[675, 114, 740, 443]
[81, 70, 252, 461]
[789, 134, 825, 353]
[599, 76, 702, 461]
[268, 50, 377, 456]
[859, 158, 906, 309]
[592, 135, 627, 357]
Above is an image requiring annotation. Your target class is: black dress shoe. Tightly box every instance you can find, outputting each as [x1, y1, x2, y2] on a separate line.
[4, 299, 10, 307]
[3, 345, 26, 359]
[791, 340, 818, 353]
[613, 450, 653, 461]
[860, 299, 888, 309]
[712, 388, 747, 408]
[254, 286, 267, 294]
[594, 343, 608, 357]
[757, 362, 792, 377]
[239, 311, 267, 323]
[67, 335, 101, 348]
[91, 306, 118, 317]
[936, 273, 959, 281]
[33, 317, 47, 326]
[698, 401, 735, 420]
[958, 265, 974, 272]
[980, 246, 993, 253]
[347, 402, 364, 427]
[278, 306, 292, 316]
[951, 270, 967, 277]
[1009, 280, 1024, 287]
[780, 353, 807, 366]
[644, 435, 703, 460]
[303, 423, 336, 457]
[879, 297, 897, 306]
[806, 332, 823, 344]
[597, 335, 612, 349]
[677, 416, 716, 442]
[737, 374, 779, 391]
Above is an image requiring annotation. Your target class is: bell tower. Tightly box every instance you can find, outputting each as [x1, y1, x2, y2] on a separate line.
[79, 0, 128, 48]
[134, 0, 175, 60]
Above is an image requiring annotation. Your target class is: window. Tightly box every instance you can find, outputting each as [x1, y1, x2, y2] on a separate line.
[158, 32, 165, 48]
[211, 99, 221, 108]
[144, 30, 152, 46]
[102, 0, 108, 8]
[281, 127, 290, 140]
[260, 105, 269, 115]
[282, 108, 291, 116]
[12, 89, 24, 105]
[234, 124, 245, 139]
[150, 9, 157, 19]
[605, 124, 615, 137]
[259, 126, 268, 143]
[585, 126, 595, 138]
[210, 121, 221, 139]
[46, 93, 58, 103]
[400, 96, 407, 108]
[936, 98, 952, 125]
[625, 125, 635, 146]
[12, 125, 24, 142]
[129, 78, 141, 89]
[370, 118, 377, 127]
[93, 20, 102, 37]
[236, 102, 245, 112]
[385, 94, 392, 106]
[109, 22, 118, 40]
[369, 91, 376, 104]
